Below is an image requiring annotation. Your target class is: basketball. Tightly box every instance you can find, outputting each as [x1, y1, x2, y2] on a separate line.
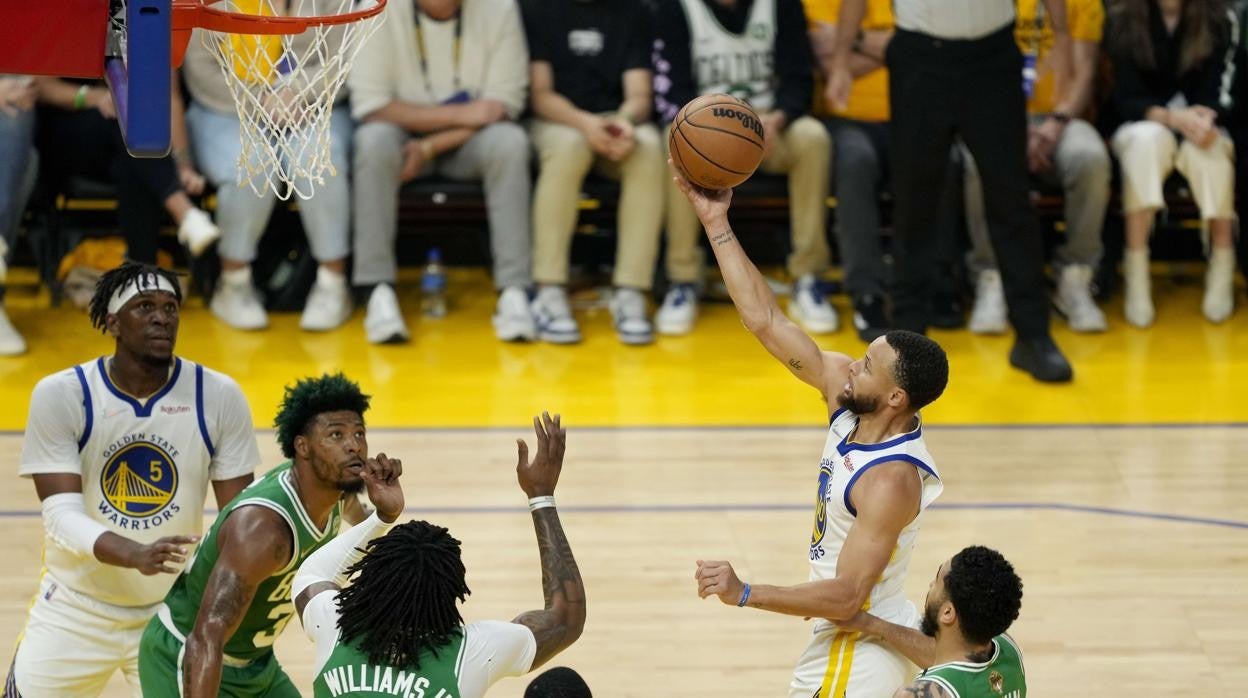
[669, 94, 766, 190]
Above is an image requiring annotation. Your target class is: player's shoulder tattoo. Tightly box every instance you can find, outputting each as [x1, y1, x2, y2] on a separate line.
[897, 680, 953, 698]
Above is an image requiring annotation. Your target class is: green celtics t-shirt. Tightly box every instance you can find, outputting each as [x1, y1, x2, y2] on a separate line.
[302, 591, 537, 698]
[917, 634, 1026, 698]
[164, 463, 342, 660]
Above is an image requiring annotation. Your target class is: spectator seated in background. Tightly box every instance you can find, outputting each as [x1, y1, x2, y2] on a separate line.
[1105, 0, 1240, 327]
[964, 0, 1111, 335]
[805, 0, 893, 342]
[182, 21, 354, 333]
[0, 75, 37, 356]
[522, 0, 665, 346]
[652, 0, 834, 336]
[32, 77, 220, 266]
[349, 0, 536, 344]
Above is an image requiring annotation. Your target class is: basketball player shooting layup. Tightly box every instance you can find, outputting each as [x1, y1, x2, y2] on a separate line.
[672, 165, 950, 697]
[5, 262, 260, 698]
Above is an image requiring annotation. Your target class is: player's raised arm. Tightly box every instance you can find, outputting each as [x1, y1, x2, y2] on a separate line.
[511, 413, 586, 670]
[696, 461, 919, 619]
[669, 164, 851, 403]
[181, 507, 292, 698]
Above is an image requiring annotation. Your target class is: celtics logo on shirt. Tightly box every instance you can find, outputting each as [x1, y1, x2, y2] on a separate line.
[99, 434, 181, 527]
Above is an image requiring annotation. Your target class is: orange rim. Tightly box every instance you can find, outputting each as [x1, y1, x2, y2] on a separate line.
[171, 0, 387, 35]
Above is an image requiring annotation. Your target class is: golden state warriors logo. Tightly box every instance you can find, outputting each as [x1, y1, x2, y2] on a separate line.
[100, 442, 178, 521]
[809, 461, 833, 560]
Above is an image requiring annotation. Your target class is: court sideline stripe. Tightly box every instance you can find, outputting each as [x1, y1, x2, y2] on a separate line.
[0, 502, 1244, 529]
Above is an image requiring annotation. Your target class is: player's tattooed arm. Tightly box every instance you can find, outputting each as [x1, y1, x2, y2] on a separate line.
[513, 505, 586, 669]
[182, 507, 293, 698]
[893, 680, 952, 698]
[513, 413, 585, 670]
[709, 230, 735, 246]
[788, 358, 804, 372]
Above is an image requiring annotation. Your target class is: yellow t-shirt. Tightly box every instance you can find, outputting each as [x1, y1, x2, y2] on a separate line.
[804, 0, 893, 122]
[1014, 0, 1103, 114]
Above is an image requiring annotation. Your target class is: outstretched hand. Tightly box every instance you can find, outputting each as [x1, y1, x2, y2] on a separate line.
[361, 453, 404, 523]
[668, 159, 732, 229]
[516, 412, 566, 498]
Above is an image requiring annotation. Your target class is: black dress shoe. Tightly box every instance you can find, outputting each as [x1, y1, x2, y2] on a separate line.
[1009, 335, 1073, 383]
[852, 295, 890, 342]
[930, 292, 965, 329]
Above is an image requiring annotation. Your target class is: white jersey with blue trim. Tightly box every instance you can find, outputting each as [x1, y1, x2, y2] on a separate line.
[807, 407, 943, 632]
[20, 356, 259, 608]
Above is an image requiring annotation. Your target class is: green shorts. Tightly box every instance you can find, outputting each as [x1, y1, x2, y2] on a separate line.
[137, 615, 301, 698]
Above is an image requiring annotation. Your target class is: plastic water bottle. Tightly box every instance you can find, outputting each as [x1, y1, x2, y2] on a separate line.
[421, 248, 448, 318]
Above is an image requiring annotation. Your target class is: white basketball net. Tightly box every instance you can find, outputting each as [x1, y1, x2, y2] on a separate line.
[200, 0, 384, 200]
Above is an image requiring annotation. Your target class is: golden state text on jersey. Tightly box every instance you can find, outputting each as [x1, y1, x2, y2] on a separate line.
[97, 432, 181, 529]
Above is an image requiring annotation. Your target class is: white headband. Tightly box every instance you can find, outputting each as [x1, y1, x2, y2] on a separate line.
[107, 273, 180, 315]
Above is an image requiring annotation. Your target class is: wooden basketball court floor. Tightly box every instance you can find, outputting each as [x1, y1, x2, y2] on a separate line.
[0, 268, 1245, 695]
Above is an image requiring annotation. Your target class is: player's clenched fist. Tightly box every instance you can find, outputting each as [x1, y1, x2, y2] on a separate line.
[695, 559, 746, 605]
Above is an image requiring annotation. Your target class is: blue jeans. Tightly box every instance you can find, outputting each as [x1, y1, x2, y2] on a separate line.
[0, 106, 37, 263]
[186, 101, 352, 264]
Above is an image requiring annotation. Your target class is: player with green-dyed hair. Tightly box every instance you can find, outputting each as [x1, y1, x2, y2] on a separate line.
[138, 373, 387, 697]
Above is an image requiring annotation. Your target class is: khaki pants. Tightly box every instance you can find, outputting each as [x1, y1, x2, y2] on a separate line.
[530, 119, 665, 290]
[1111, 120, 1235, 220]
[664, 115, 831, 282]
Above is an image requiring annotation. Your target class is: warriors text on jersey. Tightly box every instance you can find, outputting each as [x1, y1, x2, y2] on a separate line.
[917, 634, 1027, 698]
[159, 463, 342, 660]
[808, 407, 943, 630]
[19, 356, 258, 607]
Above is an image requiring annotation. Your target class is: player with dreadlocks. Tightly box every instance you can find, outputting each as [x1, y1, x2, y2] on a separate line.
[6, 261, 260, 697]
[137, 372, 389, 698]
[292, 411, 587, 697]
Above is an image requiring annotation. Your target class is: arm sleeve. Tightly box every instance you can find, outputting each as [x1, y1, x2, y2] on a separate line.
[463, 621, 538, 686]
[623, 5, 656, 73]
[304, 590, 343, 677]
[208, 375, 260, 482]
[347, 6, 397, 120]
[652, 0, 695, 124]
[773, 0, 816, 125]
[1106, 37, 1162, 123]
[520, 0, 550, 63]
[480, 0, 530, 119]
[293, 513, 397, 602]
[42, 493, 110, 557]
[19, 372, 86, 477]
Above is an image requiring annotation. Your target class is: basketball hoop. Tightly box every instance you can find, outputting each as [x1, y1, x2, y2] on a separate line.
[172, 0, 387, 199]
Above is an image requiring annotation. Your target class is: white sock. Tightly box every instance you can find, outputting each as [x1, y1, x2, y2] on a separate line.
[316, 266, 346, 289]
[221, 266, 252, 287]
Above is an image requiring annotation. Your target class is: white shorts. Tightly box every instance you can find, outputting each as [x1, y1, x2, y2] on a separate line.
[788, 604, 920, 698]
[6, 574, 154, 698]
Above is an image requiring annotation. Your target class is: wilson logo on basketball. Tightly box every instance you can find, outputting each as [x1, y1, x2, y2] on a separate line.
[711, 108, 764, 139]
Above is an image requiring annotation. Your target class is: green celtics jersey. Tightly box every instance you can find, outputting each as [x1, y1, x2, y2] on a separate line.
[164, 462, 342, 661]
[313, 629, 465, 698]
[917, 634, 1026, 698]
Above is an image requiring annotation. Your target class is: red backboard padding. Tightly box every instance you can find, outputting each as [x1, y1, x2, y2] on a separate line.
[0, 0, 111, 78]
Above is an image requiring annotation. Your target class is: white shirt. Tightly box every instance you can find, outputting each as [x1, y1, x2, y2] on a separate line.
[808, 407, 943, 633]
[303, 592, 537, 698]
[347, 0, 529, 121]
[894, 0, 1016, 40]
[21, 357, 259, 607]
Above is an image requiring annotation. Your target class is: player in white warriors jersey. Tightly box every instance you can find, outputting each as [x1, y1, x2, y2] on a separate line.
[672, 170, 949, 697]
[4, 262, 260, 698]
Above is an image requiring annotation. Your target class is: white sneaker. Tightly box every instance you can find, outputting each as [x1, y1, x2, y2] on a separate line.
[300, 267, 353, 332]
[364, 283, 410, 344]
[1203, 247, 1236, 324]
[178, 208, 222, 257]
[210, 267, 268, 330]
[1123, 249, 1154, 328]
[493, 286, 537, 342]
[656, 284, 698, 335]
[0, 304, 27, 356]
[789, 275, 838, 334]
[968, 269, 1008, 335]
[1054, 264, 1107, 333]
[530, 286, 581, 344]
[610, 288, 654, 345]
